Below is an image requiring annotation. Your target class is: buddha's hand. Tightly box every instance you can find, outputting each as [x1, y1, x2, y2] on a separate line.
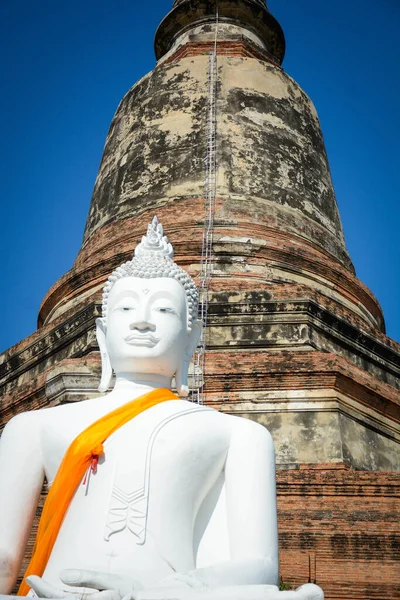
[26, 570, 142, 600]
[156, 572, 204, 590]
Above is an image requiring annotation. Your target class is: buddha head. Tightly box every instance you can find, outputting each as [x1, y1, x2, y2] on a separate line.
[95, 217, 201, 396]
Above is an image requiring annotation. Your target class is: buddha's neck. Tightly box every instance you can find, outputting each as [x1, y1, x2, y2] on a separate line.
[110, 373, 172, 400]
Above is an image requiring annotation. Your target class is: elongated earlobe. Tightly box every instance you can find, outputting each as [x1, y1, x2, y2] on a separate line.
[176, 321, 202, 397]
[96, 318, 113, 392]
[175, 359, 190, 397]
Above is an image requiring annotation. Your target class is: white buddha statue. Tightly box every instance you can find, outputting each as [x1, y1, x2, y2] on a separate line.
[0, 218, 323, 600]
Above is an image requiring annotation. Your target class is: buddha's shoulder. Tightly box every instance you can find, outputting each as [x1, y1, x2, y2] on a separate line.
[1, 400, 74, 441]
[166, 400, 229, 423]
[5, 395, 109, 432]
[164, 399, 218, 418]
[1, 408, 42, 436]
[217, 410, 273, 441]
[171, 400, 267, 434]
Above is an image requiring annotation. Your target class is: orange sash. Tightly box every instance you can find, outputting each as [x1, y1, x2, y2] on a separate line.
[18, 388, 178, 596]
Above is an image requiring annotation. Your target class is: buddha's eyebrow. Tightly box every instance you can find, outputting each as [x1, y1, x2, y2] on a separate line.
[148, 291, 185, 311]
[112, 290, 139, 302]
[149, 292, 176, 302]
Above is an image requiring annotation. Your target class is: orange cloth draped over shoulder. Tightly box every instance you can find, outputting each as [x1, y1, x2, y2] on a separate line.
[18, 387, 178, 596]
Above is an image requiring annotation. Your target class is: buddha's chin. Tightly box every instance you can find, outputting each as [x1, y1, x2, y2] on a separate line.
[111, 353, 177, 378]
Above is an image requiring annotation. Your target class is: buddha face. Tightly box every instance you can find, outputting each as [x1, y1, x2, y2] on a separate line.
[101, 276, 194, 381]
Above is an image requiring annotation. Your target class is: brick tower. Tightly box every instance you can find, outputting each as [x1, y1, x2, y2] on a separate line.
[1, 1, 399, 598]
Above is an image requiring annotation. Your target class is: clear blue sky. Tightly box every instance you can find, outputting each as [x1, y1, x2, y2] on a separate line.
[0, 0, 399, 353]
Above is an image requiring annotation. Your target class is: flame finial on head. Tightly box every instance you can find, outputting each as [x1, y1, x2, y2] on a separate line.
[135, 216, 174, 259]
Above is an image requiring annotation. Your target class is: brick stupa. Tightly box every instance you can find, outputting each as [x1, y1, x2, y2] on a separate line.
[1, 1, 399, 597]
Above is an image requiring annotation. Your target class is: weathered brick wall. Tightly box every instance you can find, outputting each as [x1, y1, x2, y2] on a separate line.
[277, 464, 400, 599]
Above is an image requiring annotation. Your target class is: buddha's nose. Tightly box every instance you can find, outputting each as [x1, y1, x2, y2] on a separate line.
[129, 317, 156, 332]
[129, 303, 156, 331]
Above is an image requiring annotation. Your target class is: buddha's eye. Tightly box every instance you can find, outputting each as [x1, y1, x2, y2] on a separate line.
[157, 307, 174, 314]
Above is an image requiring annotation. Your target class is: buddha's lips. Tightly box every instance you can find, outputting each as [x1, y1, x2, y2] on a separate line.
[124, 333, 160, 347]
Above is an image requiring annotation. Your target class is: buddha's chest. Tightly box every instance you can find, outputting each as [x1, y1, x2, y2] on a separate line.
[57, 403, 230, 547]
[99, 405, 229, 542]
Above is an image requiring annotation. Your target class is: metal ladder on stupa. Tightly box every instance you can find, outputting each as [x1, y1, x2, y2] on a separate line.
[192, 11, 218, 404]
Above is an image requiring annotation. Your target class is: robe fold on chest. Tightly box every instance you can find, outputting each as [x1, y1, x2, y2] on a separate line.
[18, 388, 178, 596]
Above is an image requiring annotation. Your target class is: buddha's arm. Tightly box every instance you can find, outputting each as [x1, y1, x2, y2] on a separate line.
[0, 412, 45, 593]
[160, 417, 279, 589]
[223, 416, 279, 583]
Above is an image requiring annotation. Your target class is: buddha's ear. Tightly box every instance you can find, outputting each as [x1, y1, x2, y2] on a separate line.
[186, 320, 202, 360]
[176, 321, 203, 398]
[96, 318, 113, 393]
